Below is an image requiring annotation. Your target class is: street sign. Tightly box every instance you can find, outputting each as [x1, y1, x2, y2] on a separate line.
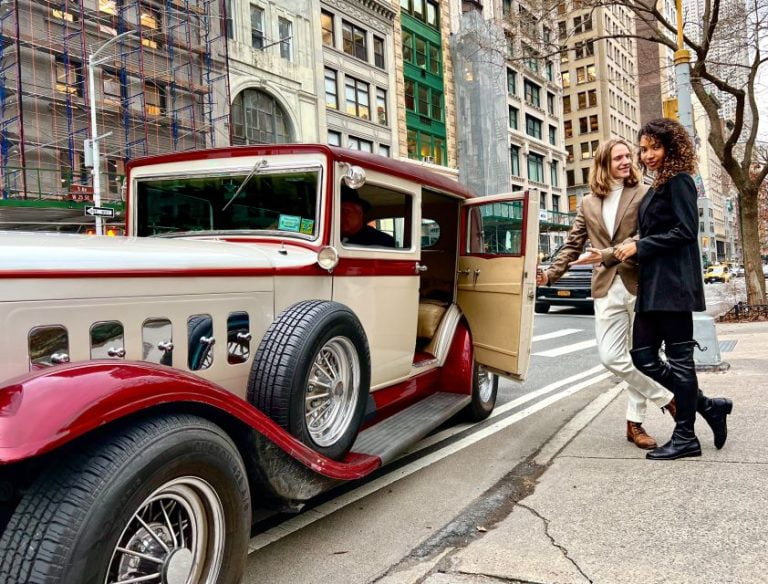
[84, 206, 115, 218]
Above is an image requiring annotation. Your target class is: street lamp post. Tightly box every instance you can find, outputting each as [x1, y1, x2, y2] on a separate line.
[674, 0, 694, 136]
[86, 31, 136, 235]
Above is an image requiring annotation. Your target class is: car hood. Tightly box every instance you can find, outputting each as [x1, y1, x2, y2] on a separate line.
[0, 232, 317, 274]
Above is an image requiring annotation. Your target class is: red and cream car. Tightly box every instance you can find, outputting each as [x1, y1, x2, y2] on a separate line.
[0, 145, 539, 583]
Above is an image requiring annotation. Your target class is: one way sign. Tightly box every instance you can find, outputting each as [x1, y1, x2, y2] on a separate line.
[84, 206, 115, 218]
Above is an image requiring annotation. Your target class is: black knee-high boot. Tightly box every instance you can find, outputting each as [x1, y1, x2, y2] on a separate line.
[631, 343, 733, 448]
[646, 341, 701, 460]
[666, 341, 733, 449]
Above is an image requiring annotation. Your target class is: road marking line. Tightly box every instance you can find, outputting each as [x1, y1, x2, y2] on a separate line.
[532, 328, 582, 343]
[248, 369, 612, 553]
[533, 339, 597, 357]
[407, 364, 606, 453]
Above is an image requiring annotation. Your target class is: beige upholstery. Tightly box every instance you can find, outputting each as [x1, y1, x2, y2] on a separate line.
[417, 299, 448, 339]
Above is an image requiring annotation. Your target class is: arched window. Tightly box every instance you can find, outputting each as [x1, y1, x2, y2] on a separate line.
[231, 89, 292, 145]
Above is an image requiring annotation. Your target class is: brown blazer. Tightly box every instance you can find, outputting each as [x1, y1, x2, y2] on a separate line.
[545, 183, 650, 299]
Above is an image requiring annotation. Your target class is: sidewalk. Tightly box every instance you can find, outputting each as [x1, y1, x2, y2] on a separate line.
[418, 321, 768, 584]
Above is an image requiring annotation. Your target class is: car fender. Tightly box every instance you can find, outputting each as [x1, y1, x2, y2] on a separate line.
[0, 361, 379, 479]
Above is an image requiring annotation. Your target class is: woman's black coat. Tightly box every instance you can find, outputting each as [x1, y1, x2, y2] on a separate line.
[635, 172, 706, 313]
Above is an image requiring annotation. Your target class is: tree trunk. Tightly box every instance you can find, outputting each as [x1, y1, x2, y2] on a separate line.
[738, 184, 766, 305]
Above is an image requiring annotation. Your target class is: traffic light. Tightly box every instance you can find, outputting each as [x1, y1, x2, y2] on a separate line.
[662, 98, 679, 121]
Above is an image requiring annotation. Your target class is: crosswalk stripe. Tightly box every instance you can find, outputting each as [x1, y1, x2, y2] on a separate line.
[532, 328, 582, 343]
[533, 338, 597, 357]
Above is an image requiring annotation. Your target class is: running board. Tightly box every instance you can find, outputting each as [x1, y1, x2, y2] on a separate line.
[351, 392, 471, 465]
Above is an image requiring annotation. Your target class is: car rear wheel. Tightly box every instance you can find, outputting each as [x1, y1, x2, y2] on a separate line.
[248, 300, 371, 460]
[462, 360, 499, 422]
[0, 415, 250, 584]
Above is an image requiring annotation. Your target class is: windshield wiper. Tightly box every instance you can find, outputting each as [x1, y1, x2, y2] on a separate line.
[221, 158, 267, 212]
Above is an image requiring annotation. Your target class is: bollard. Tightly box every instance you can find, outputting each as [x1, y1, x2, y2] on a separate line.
[692, 313, 729, 371]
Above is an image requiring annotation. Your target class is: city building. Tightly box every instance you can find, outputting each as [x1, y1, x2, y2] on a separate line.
[319, 0, 398, 155]
[557, 1, 640, 213]
[398, 0, 456, 167]
[451, 0, 569, 257]
[0, 0, 230, 230]
[228, 0, 318, 145]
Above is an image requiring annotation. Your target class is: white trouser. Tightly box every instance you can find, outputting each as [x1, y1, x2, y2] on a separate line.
[593, 277, 674, 423]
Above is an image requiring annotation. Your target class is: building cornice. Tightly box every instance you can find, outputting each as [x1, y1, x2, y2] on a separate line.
[322, 0, 396, 33]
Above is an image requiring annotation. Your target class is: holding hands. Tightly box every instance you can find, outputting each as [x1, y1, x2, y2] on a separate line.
[535, 267, 549, 286]
[614, 242, 637, 262]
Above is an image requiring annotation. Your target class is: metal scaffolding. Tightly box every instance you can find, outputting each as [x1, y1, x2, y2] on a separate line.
[0, 0, 231, 209]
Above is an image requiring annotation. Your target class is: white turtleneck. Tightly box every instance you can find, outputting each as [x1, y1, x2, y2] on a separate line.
[602, 180, 623, 238]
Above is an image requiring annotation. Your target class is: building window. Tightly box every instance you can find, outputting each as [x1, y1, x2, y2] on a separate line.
[587, 64, 596, 82]
[579, 116, 589, 134]
[576, 66, 586, 84]
[321, 10, 334, 47]
[562, 71, 570, 88]
[547, 92, 555, 115]
[563, 95, 571, 113]
[342, 20, 367, 61]
[528, 152, 544, 182]
[564, 119, 573, 138]
[278, 17, 292, 61]
[558, 20, 566, 38]
[52, 7, 78, 21]
[231, 88, 291, 144]
[589, 114, 599, 132]
[431, 89, 443, 120]
[546, 61, 554, 81]
[581, 141, 590, 159]
[566, 169, 575, 186]
[223, 0, 233, 39]
[551, 160, 559, 187]
[102, 70, 121, 105]
[139, 2, 162, 48]
[509, 105, 518, 130]
[373, 35, 385, 69]
[250, 5, 265, 49]
[348, 136, 373, 152]
[566, 144, 574, 162]
[552, 193, 561, 211]
[404, 79, 414, 110]
[428, 42, 441, 75]
[402, 30, 413, 63]
[328, 130, 341, 146]
[510, 145, 520, 176]
[507, 68, 517, 95]
[524, 80, 541, 108]
[581, 167, 590, 183]
[526, 114, 542, 140]
[379, 144, 391, 157]
[345, 76, 370, 120]
[376, 88, 387, 125]
[549, 125, 557, 145]
[55, 56, 84, 97]
[144, 82, 165, 116]
[415, 36, 427, 68]
[324, 68, 338, 109]
[407, 129, 445, 165]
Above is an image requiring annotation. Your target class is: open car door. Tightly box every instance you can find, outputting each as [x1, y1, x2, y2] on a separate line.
[457, 190, 540, 381]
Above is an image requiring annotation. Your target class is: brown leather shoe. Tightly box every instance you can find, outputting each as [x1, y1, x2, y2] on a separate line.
[626, 421, 658, 449]
[663, 397, 677, 419]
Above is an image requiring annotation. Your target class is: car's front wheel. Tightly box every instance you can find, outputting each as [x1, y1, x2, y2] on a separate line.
[0, 415, 250, 584]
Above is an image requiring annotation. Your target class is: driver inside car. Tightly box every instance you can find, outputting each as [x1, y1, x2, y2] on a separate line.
[340, 188, 396, 248]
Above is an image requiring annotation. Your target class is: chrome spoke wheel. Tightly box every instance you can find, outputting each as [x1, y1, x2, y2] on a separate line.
[305, 336, 361, 447]
[476, 365, 494, 404]
[106, 477, 225, 584]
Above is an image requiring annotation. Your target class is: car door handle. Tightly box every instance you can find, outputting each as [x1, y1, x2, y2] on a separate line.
[457, 268, 471, 276]
[415, 263, 428, 273]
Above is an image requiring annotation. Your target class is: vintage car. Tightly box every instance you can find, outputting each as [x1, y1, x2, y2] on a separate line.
[0, 145, 539, 583]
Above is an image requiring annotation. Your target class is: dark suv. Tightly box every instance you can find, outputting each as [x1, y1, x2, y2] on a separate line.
[535, 247, 594, 314]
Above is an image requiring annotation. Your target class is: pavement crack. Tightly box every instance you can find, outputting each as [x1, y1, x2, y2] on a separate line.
[518, 503, 593, 584]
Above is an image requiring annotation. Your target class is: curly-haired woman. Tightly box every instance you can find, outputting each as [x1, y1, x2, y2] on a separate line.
[614, 118, 733, 460]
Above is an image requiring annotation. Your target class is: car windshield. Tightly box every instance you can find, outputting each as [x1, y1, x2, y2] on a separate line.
[135, 168, 321, 239]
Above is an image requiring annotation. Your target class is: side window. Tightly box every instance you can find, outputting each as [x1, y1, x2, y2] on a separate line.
[143, 318, 173, 366]
[188, 314, 214, 371]
[340, 184, 413, 249]
[28, 325, 69, 369]
[465, 200, 524, 256]
[227, 312, 251, 364]
[90, 321, 126, 359]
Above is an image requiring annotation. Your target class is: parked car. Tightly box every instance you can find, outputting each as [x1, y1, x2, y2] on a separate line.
[704, 264, 731, 283]
[0, 145, 541, 583]
[735, 265, 745, 277]
[535, 246, 594, 314]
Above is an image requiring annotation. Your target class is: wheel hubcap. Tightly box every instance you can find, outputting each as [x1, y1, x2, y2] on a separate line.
[106, 477, 225, 584]
[305, 336, 360, 447]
